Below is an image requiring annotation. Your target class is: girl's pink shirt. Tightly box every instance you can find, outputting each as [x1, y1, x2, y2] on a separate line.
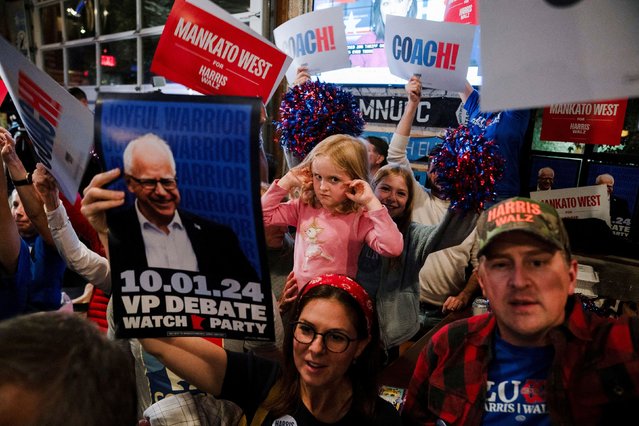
[261, 181, 403, 288]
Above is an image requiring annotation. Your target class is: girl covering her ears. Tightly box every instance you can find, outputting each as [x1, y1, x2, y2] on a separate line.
[261, 134, 404, 292]
[139, 274, 402, 425]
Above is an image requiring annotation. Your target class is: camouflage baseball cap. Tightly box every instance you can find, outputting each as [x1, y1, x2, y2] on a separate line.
[477, 197, 571, 257]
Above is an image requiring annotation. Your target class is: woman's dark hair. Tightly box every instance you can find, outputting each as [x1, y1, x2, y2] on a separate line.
[68, 86, 88, 102]
[372, 0, 418, 40]
[266, 284, 382, 420]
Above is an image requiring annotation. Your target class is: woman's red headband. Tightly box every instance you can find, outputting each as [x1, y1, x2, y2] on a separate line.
[300, 274, 374, 337]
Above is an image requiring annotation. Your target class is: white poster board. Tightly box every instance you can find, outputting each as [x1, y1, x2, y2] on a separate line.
[530, 185, 610, 226]
[384, 15, 475, 92]
[480, 0, 639, 111]
[0, 36, 93, 200]
[274, 6, 350, 84]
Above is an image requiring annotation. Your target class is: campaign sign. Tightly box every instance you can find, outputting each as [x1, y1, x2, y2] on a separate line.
[0, 36, 93, 201]
[151, 0, 291, 104]
[480, 0, 639, 111]
[540, 99, 628, 146]
[274, 5, 350, 84]
[95, 93, 274, 341]
[530, 185, 610, 226]
[444, 0, 479, 25]
[385, 15, 475, 92]
[0, 79, 7, 105]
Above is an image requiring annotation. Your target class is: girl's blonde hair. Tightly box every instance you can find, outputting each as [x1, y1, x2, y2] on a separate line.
[294, 134, 369, 214]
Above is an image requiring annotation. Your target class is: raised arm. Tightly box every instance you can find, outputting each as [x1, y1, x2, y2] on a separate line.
[412, 209, 479, 269]
[261, 167, 310, 227]
[397, 75, 422, 137]
[458, 80, 474, 105]
[387, 76, 430, 208]
[32, 164, 111, 292]
[0, 146, 21, 273]
[139, 337, 228, 396]
[0, 128, 53, 246]
[388, 76, 422, 168]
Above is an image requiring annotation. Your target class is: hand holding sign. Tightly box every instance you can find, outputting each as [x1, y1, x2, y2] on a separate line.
[406, 74, 422, 103]
[81, 168, 126, 235]
[31, 163, 60, 212]
[292, 65, 312, 86]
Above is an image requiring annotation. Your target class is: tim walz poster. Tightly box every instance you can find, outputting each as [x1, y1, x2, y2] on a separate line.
[95, 92, 274, 341]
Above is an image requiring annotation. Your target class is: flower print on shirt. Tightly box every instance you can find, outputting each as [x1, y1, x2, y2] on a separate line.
[302, 217, 334, 271]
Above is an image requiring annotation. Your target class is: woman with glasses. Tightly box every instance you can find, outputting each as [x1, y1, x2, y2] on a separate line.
[139, 274, 402, 425]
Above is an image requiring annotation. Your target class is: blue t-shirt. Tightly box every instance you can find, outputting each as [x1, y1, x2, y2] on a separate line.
[482, 333, 553, 426]
[24, 235, 66, 313]
[464, 90, 530, 199]
[0, 240, 31, 320]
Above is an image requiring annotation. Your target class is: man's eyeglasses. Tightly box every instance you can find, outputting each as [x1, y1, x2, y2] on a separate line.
[126, 175, 178, 190]
[292, 321, 357, 353]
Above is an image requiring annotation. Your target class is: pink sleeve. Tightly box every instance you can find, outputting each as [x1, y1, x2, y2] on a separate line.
[261, 180, 300, 227]
[362, 208, 403, 257]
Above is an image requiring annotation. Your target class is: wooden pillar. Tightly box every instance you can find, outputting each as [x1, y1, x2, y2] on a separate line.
[264, 0, 312, 179]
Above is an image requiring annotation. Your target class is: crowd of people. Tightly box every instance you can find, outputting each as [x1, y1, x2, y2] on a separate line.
[1, 71, 638, 426]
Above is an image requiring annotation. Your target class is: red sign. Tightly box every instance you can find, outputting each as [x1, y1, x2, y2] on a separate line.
[151, 0, 290, 104]
[540, 99, 628, 145]
[444, 0, 478, 25]
[0, 79, 7, 105]
[100, 55, 116, 67]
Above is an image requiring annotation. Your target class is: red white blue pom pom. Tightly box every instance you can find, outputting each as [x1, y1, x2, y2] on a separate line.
[275, 80, 365, 161]
[431, 125, 504, 212]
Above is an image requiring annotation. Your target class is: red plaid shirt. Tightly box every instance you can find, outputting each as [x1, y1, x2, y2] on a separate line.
[403, 296, 639, 425]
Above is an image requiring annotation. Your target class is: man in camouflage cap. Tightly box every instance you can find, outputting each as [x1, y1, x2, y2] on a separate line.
[404, 197, 639, 425]
[476, 196, 571, 259]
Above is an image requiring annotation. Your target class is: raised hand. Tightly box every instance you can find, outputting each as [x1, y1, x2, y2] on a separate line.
[81, 168, 125, 234]
[405, 74, 422, 104]
[346, 179, 383, 212]
[278, 271, 299, 314]
[278, 165, 313, 191]
[293, 65, 311, 86]
[31, 164, 60, 211]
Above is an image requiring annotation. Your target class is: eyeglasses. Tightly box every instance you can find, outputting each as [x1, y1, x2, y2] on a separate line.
[292, 321, 357, 353]
[126, 175, 178, 190]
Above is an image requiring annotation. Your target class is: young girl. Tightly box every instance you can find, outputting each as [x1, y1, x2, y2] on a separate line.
[356, 164, 477, 360]
[262, 134, 403, 292]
